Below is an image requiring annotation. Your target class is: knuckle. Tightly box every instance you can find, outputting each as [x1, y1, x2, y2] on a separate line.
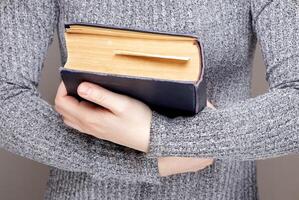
[76, 114, 86, 124]
[73, 118, 87, 132]
[79, 118, 101, 136]
[79, 100, 88, 107]
[87, 122, 98, 133]
[78, 114, 97, 130]
[93, 91, 106, 103]
[78, 122, 88, 133]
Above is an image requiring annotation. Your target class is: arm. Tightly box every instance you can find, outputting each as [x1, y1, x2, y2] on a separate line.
[0, 0, 160, 183]
[147, 0, 299, 160]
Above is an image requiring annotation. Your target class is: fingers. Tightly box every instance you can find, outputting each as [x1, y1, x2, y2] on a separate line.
[193, 159, 214, 171]
[56, 82, 68, 97]
[56, 98, 104, 124]
[77, 101, 108, 122]
[77, 82, 129, 114]
[55, 82, 97, 120]
[55, 82, 79, 108]
[207, 100, 216, 109]
[158, 157, 214, 177]
[55, 83, 80, 117]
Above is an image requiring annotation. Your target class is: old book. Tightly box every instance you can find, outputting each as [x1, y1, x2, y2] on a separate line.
[60, 23, 206, 116]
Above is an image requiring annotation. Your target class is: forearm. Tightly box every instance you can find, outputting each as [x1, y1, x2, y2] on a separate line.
[0, 0, 160, 184]
[148, 86, 299, 160]
[0, 80, 160, 183]
[147, 0, 299, 160]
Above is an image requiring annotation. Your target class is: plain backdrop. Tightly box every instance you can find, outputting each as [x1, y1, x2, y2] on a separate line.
[0, 32, 299, 200]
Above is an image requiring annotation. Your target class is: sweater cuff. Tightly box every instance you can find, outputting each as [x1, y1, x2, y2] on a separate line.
[92, 151, 162, 184]
[147, 110, 169, 158]
[147, 106, 214, 158]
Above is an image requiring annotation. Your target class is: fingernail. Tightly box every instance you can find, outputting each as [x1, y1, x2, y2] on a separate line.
[78, 84, 91, 96]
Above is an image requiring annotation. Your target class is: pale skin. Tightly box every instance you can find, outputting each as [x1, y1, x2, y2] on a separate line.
[55, 82, 215, 176]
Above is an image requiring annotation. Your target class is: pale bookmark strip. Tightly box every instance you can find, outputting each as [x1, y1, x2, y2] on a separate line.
[114, 50, 190, 62]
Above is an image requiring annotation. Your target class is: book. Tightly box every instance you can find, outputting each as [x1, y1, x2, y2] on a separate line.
[60, 23, 206, 116]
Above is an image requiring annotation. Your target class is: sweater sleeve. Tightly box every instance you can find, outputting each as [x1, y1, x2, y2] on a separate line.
[0, 0, 160, 184]
[147, 0, 299, 160]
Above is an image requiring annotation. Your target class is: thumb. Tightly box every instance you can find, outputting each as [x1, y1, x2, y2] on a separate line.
[77, 82, 127, 114]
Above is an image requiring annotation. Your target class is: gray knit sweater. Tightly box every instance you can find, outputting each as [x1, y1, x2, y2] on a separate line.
[0, 0, 298, 199]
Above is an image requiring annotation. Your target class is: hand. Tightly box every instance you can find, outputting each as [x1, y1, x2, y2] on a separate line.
[55, 82, 152, 152]
[158, 157, 214, 177]
[157, 101, 216, 177]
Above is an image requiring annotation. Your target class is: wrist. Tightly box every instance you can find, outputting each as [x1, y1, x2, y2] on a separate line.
[140, 109, 152, 152]
[128, 107, 152, 152]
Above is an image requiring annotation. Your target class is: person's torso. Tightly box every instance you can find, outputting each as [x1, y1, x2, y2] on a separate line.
[48, 1, 258, 199]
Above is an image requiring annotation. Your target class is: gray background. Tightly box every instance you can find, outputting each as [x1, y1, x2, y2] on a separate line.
[0, 32, 298, 200]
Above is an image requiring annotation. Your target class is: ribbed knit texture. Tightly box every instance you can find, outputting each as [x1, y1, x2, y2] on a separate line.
[0, 0, 298, 199]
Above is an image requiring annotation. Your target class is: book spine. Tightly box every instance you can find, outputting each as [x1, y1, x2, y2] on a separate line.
[194, 39, 207, 113]
[194, 79, 207, 113]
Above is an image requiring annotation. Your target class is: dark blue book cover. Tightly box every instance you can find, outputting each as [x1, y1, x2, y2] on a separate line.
[61, 23, 207, 117]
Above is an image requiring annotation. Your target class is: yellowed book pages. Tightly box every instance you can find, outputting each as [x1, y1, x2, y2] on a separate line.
[64, 25, 202, 81]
